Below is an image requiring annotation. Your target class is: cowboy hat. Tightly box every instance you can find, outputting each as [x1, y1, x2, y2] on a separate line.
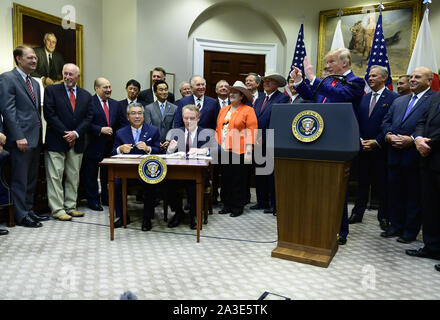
[261, 71, 287, 87]
[230, 80, 253, 103]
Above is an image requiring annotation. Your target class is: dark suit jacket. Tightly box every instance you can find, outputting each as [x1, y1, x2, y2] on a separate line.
[382, 89, 434, 167]
[254, 90, 289, 140]
[296, 71, 365, 111]
[358, 88, 400, 146]
[174, 95, 219, 130]
[0, 68, 42, 148]
[111, 123, 160, 155]
[31, 47, 64, 81]
[414, 92, 440, 172]
[144, 101, 177, 142]
[118, 98, 148, 109]
[138, 88, 175, 105]
[43, 84, 94, 153]
[84, 95, 129, 159]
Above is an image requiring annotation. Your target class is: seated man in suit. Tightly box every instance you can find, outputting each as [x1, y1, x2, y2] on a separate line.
[112, 102, 160, 231]
[138, 67, 175, 104]
[166, 105, 216, 229]
[348, 65, 399, 230]
[381, 66, 434, 243]
[119, 79, 147, 110]
[174, 75, 219, 131]
[144, 80, 178, 153]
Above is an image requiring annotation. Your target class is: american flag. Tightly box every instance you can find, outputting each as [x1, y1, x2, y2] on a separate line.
[285, 24, 307, 97]
[364, 13, 393, 91]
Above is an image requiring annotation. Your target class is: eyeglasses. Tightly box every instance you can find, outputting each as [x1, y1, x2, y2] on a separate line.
[129, 111, 143, 116]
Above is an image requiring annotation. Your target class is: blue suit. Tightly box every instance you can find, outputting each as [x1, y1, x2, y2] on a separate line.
[253, 90, 289, 211]
[112, 123, 160, 219]
[174, 95, 219, 130]
[381, 89, 434, 239]
[297, 70, 364, 239]
[82, 95, 129, 207]
[352, 88, 400, 222]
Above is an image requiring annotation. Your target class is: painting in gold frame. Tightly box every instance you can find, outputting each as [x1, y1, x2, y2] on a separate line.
[13, 3, 84, 88]
[317, 0, 422, 80]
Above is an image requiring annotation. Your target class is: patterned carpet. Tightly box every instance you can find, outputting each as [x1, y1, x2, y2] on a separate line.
[0, 192, 439, 300]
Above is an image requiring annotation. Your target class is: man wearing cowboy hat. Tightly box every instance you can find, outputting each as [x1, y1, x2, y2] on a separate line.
[252, 71, 289, 215]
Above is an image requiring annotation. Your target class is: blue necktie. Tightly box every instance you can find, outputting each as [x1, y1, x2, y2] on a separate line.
[160, 103, 165, 118]
[134, 129, 140, 143]
[402, 95, 418, 121]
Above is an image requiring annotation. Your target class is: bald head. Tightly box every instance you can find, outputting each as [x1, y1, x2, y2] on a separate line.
[94, 77, 112, 100]
[409, 66, 433, 94]
[63, 63, 80, 88]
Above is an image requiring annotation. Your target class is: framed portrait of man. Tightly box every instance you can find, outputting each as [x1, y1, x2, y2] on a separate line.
[13, 3, 84, 88]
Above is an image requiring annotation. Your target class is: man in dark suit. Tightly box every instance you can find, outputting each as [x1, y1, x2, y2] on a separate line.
[245, 73, 264, 107]
[31, 33, 64, 87]
[174, 75, 219, 130]
[144, 80, 178, 153]
[381, 66, 434, 243]
[112, 102, 160, 231]
[43, 63, 94, 221]
[287, 76, 305, 104]
[348, 65, 399, 230]
[251, 71, 289, 214]
[138, 67, 175, 104]
[0, 119, 8, 235]
[0, 46, 49, 228]
[290, 48, 365, 245]
[82, 77, 129, 211]
[405, 91, 440, 261]
[166, 105, 216, 229]
[119, 79, 148, 110]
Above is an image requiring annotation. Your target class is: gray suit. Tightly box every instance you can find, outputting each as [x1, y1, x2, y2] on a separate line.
[144, 101, 177, 143]
[0, 68, 42, 222]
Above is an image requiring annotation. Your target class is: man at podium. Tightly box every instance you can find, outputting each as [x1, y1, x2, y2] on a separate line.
[290, 48, 364, 245]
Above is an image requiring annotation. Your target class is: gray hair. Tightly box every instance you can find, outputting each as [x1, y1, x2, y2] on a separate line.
[215, 80, 229, 89]
[246, 72, 261, 84]
[62, 63, 80, 75]
[190, 75, 206, 87]
[43, 32, 57, 42]
[370, 65, 389, 77]
[126, 102, 144, 114]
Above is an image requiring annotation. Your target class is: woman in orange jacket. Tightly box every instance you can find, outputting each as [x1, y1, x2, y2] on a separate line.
[216, 81, 258, 217]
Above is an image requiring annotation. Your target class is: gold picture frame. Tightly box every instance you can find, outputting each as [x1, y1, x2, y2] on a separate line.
[317, 0, 422, 81]
[13, 3, 84, 87]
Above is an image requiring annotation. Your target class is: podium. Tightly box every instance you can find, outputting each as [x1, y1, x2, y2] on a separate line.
[269, 103, 359, 268]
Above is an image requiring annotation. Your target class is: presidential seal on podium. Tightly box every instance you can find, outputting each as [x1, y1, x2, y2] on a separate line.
[292, 110, 324, 143]
[138, 155, 167, 184]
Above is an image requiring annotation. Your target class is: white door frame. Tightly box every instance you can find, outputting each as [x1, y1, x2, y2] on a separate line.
[193, 37, 277, 76]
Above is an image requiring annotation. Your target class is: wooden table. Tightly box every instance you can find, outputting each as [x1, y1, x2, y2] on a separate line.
[100, 157, 210, 242]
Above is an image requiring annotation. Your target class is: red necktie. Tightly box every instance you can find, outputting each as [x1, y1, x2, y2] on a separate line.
[26, 76, 36, 105]
[69, 88, 76, 112]
[260, 96, 269, 112]
[103, 100, 110, 126]
[322, 79, 338, 103]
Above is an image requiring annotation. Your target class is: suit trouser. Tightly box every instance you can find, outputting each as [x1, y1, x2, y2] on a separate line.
[82, 156, 108, 205]
[45, 149, 83, 217]
[166, 180, 196, 218]
[420, 167, 440, 254]
[10, 146, 40, 222]
[254, 142, 275, 208]
[352, 149, 388, 221]
[114, 178, 154, 219]
[388, 165, 421, 239]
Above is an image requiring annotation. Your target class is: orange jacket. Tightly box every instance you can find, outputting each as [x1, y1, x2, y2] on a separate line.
[215, 104, 258, 154]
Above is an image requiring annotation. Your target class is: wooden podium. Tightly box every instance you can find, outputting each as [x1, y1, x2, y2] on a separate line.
[268, 103, 359, 268]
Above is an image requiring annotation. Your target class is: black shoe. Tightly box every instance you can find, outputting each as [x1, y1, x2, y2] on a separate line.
[218, 208, 232, 214]
[348, 213, 363, 224]
[396, 236, 415, 244]
[168, 213, 183, 228]
[250, 204, 269, 210]
[18, 215, 42, 228]
[230, 208, 243, 217]
[88, 203, 103, 211]
[142, 218, 152, 231]
[405, 248, 440, 260]
[338, 237, 347, 245]
[114, 216, 130, 228]
[379, 219, 389, 231]
[264, 208, 275, 214]
[435, 264, 440, 272]
[0, 229, 8, 236]
[380, 229, 401, 238]
[29, 211, 50, 222]
[190, 216, 197, 230]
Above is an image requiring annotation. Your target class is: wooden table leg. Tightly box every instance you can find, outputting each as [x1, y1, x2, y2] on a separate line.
[108, 167, 115, 241]
[122, 178, 127, 228]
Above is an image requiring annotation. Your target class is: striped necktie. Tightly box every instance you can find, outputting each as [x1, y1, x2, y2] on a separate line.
[26, 76, 36, 105]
